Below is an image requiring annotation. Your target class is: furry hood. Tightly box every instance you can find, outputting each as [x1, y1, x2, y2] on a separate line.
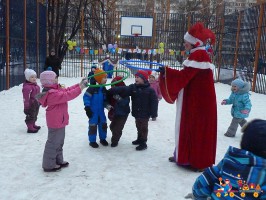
[233, 82, 251, 95]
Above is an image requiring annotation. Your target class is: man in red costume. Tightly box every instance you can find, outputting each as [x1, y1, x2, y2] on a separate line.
[158, 22, 217, 171]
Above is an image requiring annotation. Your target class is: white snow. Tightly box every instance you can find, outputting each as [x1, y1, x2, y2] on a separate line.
[0, 77, 266, 200]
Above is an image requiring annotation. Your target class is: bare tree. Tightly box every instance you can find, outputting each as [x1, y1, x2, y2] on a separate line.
[175, 0, 223, 26]
[47, 0, 90, 62]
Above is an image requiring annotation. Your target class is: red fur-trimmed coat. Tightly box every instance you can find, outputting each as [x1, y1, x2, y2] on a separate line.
[159, 47, 217, 169]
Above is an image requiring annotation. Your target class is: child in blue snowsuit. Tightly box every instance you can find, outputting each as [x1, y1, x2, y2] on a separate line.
[221, 79, 252, 137]
[83, 69, 110, 148]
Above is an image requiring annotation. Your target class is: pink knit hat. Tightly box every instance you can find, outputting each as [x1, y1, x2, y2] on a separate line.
[40, 71, 57, 87]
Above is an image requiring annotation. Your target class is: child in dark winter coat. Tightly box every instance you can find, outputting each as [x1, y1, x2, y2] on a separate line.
[83, 69, 110, 148]
[148, 71, 162, 121]
[186, 119, 266, 200]
[108, 70, 158, 151]
[22, 68, 40, 133]
[221, 79, 252, 137]
[107, 76, 130, 147]
[36, 71, 87, 172]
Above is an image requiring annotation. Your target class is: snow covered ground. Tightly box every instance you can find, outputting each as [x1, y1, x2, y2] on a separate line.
[0, 77, 266, 200]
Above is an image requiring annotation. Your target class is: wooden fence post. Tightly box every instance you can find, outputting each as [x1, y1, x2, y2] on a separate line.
[36, 0, 40, 75]
[233, 11, 242, 79]
[80, 9, 84, 77]
[217, 17, 224, 81]
[252, 4, 264, 92]
[24, 0, 27, 69]
[6, 0, 10, 89]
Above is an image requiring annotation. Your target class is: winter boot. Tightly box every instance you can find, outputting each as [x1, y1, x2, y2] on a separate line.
[111, 142, 118, 147]
[136, 142, 147, 151]
[26, 122, 38, 133]
[33, 122, 41, 130]
[57, 161, 69, 168]
[43, 164, 61, 172]
[168, 156, 175, 162]
[100, 139, 109, 146]
[89, 142, 99, 148]
[132, 136, 141, 145]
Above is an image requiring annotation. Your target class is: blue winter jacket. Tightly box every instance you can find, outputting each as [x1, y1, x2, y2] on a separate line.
[83, 87, 108, 124]
[224, 82, 252, 118]
[192, 146, 266, 200]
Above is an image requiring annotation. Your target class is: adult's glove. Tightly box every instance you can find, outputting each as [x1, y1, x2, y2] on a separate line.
[24, 109, 30, 115]
[84, 106, 93, 118]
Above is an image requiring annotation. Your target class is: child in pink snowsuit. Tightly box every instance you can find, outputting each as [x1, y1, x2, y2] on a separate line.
[36, 71, 87, 172]
[148, 71, 162, 121]
[22, 68, 40, 133]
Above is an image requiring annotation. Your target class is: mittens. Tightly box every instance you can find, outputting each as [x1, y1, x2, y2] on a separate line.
[106, 104, 113, 111]
[84, 106, 93, 118]
[79, 78, 88, 90]
[113, 95, 122, 101]
[241, 110, 249, 114]
[221, 100, 226, 105]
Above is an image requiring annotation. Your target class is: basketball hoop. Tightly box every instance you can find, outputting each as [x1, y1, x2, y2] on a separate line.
[133, 33, 140, 37]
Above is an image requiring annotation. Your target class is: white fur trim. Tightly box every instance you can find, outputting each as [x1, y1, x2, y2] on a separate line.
[184, 32, 203, 46]
[183, 59, 215, 70]
[175, 89, 184, 161]
[190, 46, 206, 53]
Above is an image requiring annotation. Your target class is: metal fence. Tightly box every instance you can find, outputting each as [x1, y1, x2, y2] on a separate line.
[0, 0, 46, 91]
[215, 3, 266, 94]
[61, 4, 266, 94]
[1, 2, 266, 94]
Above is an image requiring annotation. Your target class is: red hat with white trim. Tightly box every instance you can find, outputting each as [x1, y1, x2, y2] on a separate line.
[184, 22, 215, 47]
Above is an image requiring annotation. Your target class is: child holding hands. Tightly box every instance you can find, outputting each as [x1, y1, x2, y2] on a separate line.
[83, 69, 110, 148]
[36, 71, 87, 172]
[107, 76, 130, 147]
[108, 70, 158, 151]
[221, 79, 252, 137]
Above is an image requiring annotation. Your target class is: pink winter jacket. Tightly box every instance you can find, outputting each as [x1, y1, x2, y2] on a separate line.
[149, 80, 162, 100]
[37, 84, 81, 128]
[22, 81, 40, 109]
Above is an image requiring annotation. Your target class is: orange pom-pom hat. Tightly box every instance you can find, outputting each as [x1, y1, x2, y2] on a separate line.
[94, 68, 107, 84]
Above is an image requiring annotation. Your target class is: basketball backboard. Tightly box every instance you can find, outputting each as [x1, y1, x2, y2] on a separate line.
[120, 16, 153, 37]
